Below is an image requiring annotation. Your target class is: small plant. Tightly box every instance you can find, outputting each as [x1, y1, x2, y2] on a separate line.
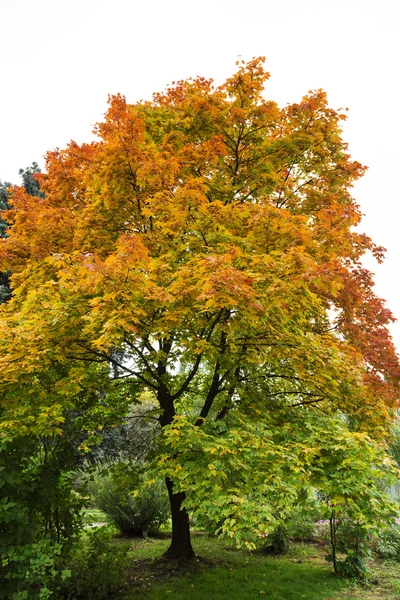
[374, 524, 400, 560]
[61, 528, 129, 600]
[392, 579, 400, 595]
[325, 515, 370, 580]
[286, 512, 318, 543]
[260, 525, 289, 555]
[335, 550, 369, 580]
[258, 504, 319, 555]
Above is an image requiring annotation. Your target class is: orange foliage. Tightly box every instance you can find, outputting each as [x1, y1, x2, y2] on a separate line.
[0, 57, 399, 435]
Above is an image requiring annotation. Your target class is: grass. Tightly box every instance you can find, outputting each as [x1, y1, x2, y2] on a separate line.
[141, 561, 344, 600]
[82, 507, 108, 525]
[334, 559, 400, 599]
[116, 536, 400, 600]
[122, 536, 346, 599]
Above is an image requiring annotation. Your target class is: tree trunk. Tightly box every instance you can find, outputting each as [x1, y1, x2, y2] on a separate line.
[329, 512, 338, 574]
[163, 477, 195, 559]
[157, 378, 195, 559]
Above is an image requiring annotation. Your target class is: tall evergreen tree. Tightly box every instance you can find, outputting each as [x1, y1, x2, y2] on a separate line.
[18, 162, 45, 199]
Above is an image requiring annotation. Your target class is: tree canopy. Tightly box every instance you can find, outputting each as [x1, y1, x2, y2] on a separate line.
[1, 58, 399, 558]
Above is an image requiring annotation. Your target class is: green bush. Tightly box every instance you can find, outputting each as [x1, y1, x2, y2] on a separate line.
[325, 517, 371, 580]
[87, 462, 169, 536]
[0, 436, 82, 600]
[260, 525, 288, 555]
[374, 524, 400, 560]
[1, 527, 130, 600]
[286, 513, 318, 543]
[0, 539, 71, 600]
[335, 551, 369, 580]
[61, 528, 130, 600]
[259, 507, 318, 555]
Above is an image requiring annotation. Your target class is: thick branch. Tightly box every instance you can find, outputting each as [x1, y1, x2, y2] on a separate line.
[170, 352, 203, 401]
[196, 361, 222, 425]
[170, 309, 227, 401]
[216, 365, 241, 421]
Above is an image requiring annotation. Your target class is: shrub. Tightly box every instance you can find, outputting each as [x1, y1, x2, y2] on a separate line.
[286, 513, 318, 543]
[0, 436, 82, 600]
[335, 551, 369, 580]
[87, 462, 169, 536]
[259, 506, 318, 555]
[0, 539, 71, 600]
[61, 528, 130, 600]
[260, 525, 288, 555]
[325, 516, 371, 580]
[374, 524, 400, 560]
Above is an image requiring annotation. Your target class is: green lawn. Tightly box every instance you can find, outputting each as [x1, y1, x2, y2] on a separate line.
[122, 536, 346, 600]
[82, 507, 108, 525]
[119, 536, 400, 600]
[142, 561, 343, 600]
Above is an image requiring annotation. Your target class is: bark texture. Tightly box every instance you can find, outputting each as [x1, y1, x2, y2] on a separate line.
[163, 477, 195, 559]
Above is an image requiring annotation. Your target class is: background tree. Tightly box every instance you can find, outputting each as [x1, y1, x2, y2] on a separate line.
[0, 180, 11, 303]
[18, 162, 45, 199]
[0, 59, 399, 559]
[0, 163, 43, 303]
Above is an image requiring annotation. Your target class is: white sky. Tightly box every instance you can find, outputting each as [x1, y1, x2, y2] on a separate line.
[1, 0, 400, 345]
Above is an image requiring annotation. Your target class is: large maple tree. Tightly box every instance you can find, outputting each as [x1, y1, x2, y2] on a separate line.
[1, 58, 399, 558]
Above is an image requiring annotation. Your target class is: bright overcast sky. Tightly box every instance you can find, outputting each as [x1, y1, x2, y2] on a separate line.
[1, 0, 400, 344]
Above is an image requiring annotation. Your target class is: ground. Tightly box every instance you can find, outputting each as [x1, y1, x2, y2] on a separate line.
[80, 510, 400, 599]
[113, 535, 400, 600]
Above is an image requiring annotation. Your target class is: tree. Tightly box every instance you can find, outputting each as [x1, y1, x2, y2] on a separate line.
[0, 180, 12, 303]
[18, 162, 45, 199]
[0, 163, 43, 303]
[0, 58, 399, 559]
[0, 181, 11, 237]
